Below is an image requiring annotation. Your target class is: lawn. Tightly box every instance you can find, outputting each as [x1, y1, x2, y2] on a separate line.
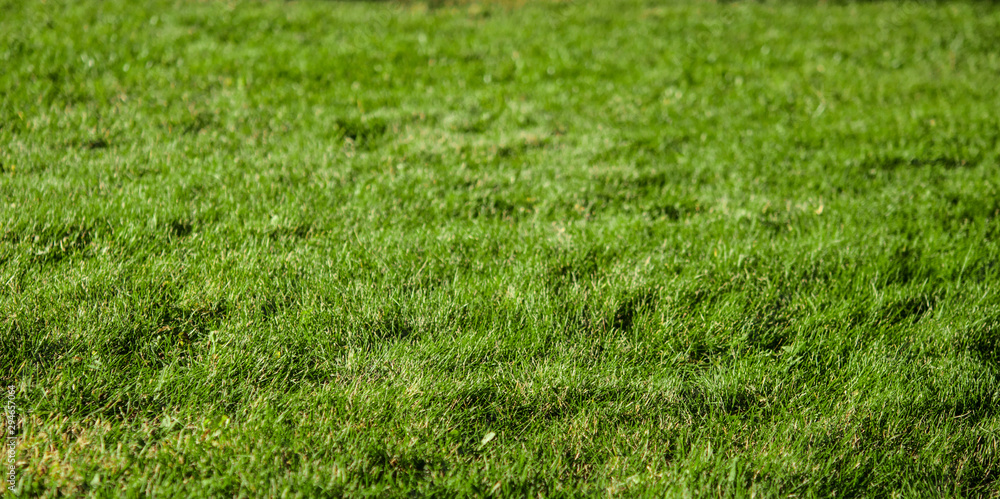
[2, 0, 999, 496]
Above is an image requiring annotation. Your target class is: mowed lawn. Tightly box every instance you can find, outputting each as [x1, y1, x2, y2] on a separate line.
[2, 0, 999, 496]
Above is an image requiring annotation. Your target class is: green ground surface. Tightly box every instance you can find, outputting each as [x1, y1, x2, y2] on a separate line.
[2, 0, 999, 496]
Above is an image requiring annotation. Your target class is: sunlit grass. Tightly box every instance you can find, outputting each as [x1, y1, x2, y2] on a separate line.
[2, 0, 999, 496]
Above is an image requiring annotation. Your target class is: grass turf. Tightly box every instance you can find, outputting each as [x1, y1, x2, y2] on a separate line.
[2, 0, 1000, 496]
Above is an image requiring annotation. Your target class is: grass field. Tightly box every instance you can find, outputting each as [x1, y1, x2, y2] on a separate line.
[2, 0, 1000, 496]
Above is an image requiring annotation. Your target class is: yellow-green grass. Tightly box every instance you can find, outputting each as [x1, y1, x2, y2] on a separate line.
[2, 0, 999, 496]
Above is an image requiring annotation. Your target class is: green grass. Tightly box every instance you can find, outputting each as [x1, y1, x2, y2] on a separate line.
[2, 0, 1000, 496]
